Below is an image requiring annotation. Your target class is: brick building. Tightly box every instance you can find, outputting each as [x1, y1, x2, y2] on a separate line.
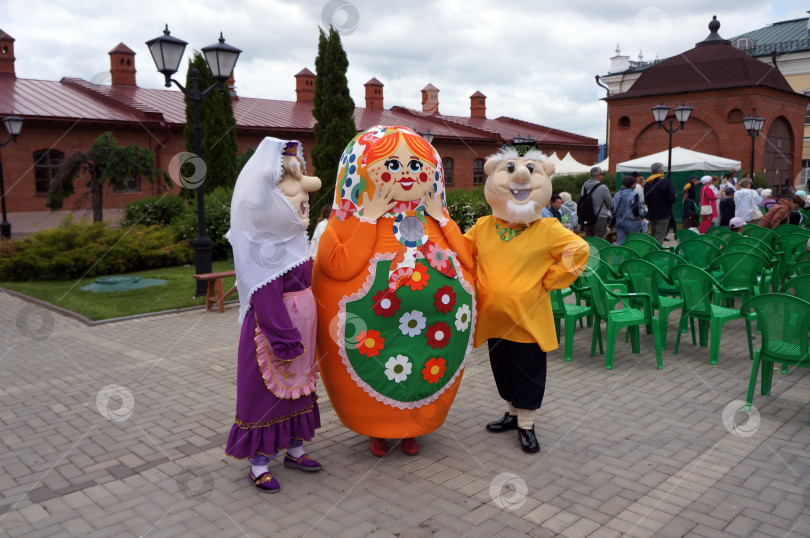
[0, 29, 597, 235]
[601, 17, 810, 196]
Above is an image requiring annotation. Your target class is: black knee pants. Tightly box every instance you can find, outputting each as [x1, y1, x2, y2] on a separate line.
[487, 339, 547, 411]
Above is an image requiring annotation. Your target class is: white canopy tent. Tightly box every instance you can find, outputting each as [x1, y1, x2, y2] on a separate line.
[551, 152, 592, 177]
[616, 147, 741, 173]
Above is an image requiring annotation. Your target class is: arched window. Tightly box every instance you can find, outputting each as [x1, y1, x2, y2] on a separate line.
[472, 158, 484, 186]
[33, 149, 64, 196]
[733, 37, 755, 50]
[618, 116, 631, 128]
[727, 109, 743, 123]
[442, 157, 454, 187]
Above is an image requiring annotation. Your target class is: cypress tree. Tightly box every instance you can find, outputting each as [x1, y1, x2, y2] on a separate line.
[310, 26, 357, 232]
[182, 52, 238, 195]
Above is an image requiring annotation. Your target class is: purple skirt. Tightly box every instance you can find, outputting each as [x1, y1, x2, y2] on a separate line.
[225, 305, 321, 460]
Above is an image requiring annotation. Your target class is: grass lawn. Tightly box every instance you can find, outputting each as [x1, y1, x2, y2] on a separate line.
[0, 260, 238, 321]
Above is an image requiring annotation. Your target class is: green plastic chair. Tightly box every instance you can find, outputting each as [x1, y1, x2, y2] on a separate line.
[643, 250, 687, 297]
[619, 259, 684, 349]
[708, 252, 769, 307]
[675, 229, 698, 242]
[688, 234, 727, 249]
[741, 294, 810, 425]
[780, 274, 810, 303]
[774, 233, 810, 287]
[772, 224, 804, 237]
[674, 239, 721, 269]
[705, 226, 725, 236]
[625, 233, 672, 251]
[550, 288, 595, 362]
[581, 269, 663, 370]
[790, 260, 810, 277]
[584, 236, 612, 252]
[669, 265, 753, 365]
[595, 246, 637, 293]
[714, 229, 741, 243]
[724, 236, 776, 259]
[742, 226, 775, 245]
[622, 238, 660, 258]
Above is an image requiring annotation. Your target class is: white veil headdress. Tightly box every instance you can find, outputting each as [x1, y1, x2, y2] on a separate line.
[227, 137, 312, 324]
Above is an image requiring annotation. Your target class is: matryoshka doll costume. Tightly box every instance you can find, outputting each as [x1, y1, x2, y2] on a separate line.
[225, 137, 323, 493]
[312, 126, 475, 457]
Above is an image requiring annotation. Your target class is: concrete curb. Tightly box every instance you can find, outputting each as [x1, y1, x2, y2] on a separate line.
[0, 286, 238, 326]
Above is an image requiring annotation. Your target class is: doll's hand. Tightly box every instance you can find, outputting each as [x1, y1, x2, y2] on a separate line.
[423, 188, 444, 222]
[361, 185, 396, 220]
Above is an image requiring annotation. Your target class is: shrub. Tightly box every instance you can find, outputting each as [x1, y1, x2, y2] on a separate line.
[445, 186, 491, 232]
[120, 195, 186, 228]
[173, 186, 234, 260]
[552, 172, 617, 201]
[0, 217, 193, 281]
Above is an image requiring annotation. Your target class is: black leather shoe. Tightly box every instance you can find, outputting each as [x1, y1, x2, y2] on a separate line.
[518, 426, 540, 453]
[486, 413, 517, 433]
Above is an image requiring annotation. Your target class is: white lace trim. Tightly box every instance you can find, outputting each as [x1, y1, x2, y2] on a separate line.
[237, 255, 313, 325]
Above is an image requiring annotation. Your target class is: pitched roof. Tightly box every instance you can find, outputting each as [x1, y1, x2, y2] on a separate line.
[0, 73, 595, 146]
[109, 43, 135, 55]
[608, 41, 796, 100]
[731, 17, 810, 55]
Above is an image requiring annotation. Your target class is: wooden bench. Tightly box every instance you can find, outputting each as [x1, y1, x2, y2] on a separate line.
[194, 270, 237, 313]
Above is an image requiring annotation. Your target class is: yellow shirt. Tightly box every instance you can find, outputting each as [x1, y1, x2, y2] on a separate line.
[464, 216, 589, 351]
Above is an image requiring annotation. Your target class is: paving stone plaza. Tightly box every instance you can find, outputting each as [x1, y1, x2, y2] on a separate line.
[1, 288, 808, 537]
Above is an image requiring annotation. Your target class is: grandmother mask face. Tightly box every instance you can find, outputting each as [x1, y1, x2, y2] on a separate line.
[277, 154, 322, 227]
[483, 149, 555, 225]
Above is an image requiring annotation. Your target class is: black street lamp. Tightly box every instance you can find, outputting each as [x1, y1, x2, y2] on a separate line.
[652, 102, 692, 180]
[742, 114, 765, 179]
[146, 25, 241, 297]
[418, 130, 435, 144]
[0, 112, 24, 240]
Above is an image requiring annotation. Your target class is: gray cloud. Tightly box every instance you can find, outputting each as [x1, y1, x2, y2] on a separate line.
[2, 0, 803, 141]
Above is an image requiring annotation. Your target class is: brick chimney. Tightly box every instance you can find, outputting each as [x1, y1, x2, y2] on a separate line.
[295, 68, 315, 102]
[421, 83, 439, 114]
[227, 71, 237, 99]
[470, 91, 486, 119]
[364, 77, 384, 109]
[0, 30, 16, 77]
[109, 43, 136, 86]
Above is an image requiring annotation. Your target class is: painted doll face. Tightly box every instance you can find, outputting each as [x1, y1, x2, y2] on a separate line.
[366, 139, 437, 202]
[277, 155, 321, 226]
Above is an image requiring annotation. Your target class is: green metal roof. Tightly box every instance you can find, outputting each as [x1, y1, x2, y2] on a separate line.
[731, 17, 810, 56]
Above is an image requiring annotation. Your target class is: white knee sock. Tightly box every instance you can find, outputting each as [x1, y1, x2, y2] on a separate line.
[516, 408, 534, 429]
[287, 439, 305, 458]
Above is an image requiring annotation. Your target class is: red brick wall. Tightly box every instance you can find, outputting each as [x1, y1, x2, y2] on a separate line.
[5, 120, 596, 214]
[607, 88, 807, 184]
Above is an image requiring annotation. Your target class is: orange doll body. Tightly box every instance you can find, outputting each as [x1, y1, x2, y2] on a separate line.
[312, 125, 475, 439]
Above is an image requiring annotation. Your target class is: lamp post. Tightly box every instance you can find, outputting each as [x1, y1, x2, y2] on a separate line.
[651, 102, 692, 179]
[419, 130, 435, 144]
[0, 113, 24, 240]
[512, 135, 536, 156]
[742, 114, 765, 179]
[146, 25, 241, 297]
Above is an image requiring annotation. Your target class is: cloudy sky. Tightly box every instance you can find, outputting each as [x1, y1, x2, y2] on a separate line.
[3, 0, 807, 143]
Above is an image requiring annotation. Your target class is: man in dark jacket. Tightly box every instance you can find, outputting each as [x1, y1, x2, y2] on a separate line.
[580, 166, 613, 239]
[719, 187, 735, 227]
[643, 162, 676, 244]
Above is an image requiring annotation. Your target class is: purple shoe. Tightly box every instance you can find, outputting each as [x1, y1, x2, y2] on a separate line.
[283, 453, 323, 472]
[248, 470, 280, 493]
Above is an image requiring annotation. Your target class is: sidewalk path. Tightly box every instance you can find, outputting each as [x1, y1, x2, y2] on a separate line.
[1, 290, 808, 537]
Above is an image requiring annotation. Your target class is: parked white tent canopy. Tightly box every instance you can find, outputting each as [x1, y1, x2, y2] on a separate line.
[616, 147, 741, 173]
[552, 152, 592, 176]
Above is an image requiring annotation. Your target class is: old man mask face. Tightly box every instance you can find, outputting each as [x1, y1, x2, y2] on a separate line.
[483, 149, 554, 225]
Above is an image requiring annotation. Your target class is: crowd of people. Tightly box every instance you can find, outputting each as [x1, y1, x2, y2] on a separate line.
[537, 163, 809, 243]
